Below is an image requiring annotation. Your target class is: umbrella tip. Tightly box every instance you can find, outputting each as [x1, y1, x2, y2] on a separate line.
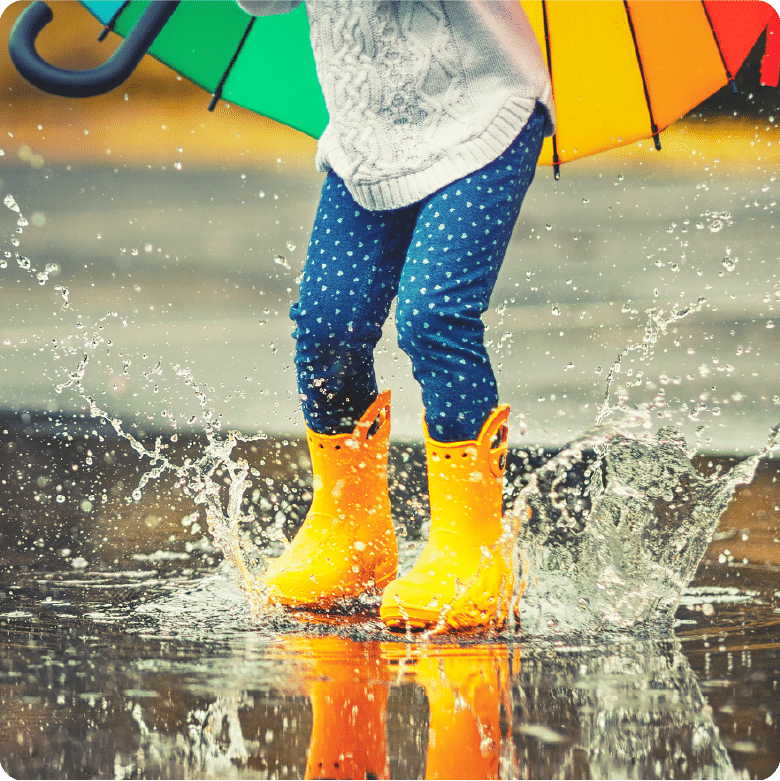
[553, 163, 560, 181]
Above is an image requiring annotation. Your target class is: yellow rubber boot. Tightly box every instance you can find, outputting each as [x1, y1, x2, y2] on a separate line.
[380, 406, 515, 632]
[263, 390, 397, 607]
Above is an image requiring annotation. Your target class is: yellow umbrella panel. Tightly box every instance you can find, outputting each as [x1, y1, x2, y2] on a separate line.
[521, 0, 779, 173]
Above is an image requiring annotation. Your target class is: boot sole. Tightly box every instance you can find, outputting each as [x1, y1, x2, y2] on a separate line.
[267, 568, 398, 611]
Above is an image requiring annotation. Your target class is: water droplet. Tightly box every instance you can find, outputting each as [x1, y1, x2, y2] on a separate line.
[36, 262, 59, 285]
[3, 194, 20, 212]
[551, 305, 561, 316]
[708, 220, 723, 233]
[55, 285, 69, 308]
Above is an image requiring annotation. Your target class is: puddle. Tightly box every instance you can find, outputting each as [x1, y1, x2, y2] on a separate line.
[0, 416, 778, 779]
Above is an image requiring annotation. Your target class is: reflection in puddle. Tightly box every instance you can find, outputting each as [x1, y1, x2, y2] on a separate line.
[3, 565, 778, 779]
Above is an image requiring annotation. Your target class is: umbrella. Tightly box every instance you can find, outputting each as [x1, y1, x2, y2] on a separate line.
[9, 0, 328, 138]
[525, 0, 780, 175]
[8, 0, 780, 176]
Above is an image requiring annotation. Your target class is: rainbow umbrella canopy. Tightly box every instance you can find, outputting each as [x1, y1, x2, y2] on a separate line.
[9, 0, 780, 175]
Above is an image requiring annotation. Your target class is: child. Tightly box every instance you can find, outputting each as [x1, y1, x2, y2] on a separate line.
[238, 0, 555, 631]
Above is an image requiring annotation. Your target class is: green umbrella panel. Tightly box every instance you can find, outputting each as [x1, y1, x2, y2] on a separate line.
[81, 0, 328, 138]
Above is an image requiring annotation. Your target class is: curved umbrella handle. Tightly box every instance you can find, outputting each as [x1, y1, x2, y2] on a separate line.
[9, 0, 180, 98]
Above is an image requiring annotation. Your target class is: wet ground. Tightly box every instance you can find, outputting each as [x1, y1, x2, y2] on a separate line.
[2, 159, 779, 450]
[1, 158, 780, 779]
[0, 412, 778, 780]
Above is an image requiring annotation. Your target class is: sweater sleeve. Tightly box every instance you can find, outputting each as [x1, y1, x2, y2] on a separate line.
[236, 0, 302, 16]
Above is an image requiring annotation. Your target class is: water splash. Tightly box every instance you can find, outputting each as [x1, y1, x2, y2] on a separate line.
[45, 341, 272, 612]
[508, 294, 780, 635]
[514, 417, 779, 636]
[597, 298, 708, 428]
[4, 191, 776, 639]
[3, 193, 69, 306]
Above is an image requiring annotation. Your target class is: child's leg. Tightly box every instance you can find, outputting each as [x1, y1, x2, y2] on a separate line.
[292, 172, 417, 433]
[263, 173, 416, 607]
[381, 106, 546, 632]
[396, 105, 546, 442]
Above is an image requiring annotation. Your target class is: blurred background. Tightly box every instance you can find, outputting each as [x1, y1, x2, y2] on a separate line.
[1, 0, 779, 450]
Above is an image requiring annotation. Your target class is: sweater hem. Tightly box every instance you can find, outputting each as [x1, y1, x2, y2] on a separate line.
[317, 96, 544, 211]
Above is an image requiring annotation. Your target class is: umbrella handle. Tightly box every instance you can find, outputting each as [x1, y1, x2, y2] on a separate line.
[8, 0, 179, 98]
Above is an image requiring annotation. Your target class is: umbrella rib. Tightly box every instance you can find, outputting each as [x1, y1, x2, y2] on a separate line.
[97, 1, 131, 42]
[622, 1, 661, 152]
[208, 18, 257, 112]
[699, 0, 738, 94]
[540, 0, 560, 179]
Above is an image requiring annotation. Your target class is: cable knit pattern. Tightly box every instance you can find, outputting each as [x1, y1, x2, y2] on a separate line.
[238, 0, 555, 210]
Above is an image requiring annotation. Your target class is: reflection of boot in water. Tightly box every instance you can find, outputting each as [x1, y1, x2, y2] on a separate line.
[302, 637, 390, 780]
[414, 648, 509, 780]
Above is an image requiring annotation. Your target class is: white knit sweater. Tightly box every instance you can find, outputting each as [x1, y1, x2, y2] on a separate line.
[238, 1, 555, 210]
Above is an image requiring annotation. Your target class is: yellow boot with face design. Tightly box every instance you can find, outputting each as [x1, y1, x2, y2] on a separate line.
[263, 391, 397, 607]
[380, 405, 515, 632]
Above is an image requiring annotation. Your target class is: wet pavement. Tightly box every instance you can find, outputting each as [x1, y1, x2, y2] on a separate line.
[0, 411, 778, 779]
[1, 160, 779, 450]
[1, 157, 780, 779]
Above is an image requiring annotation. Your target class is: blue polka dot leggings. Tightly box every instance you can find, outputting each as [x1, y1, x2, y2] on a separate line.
[291, 104, 546, 442]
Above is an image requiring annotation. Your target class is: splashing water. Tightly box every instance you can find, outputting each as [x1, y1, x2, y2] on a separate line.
[4, 191, 778, 638]
[514, 418, 779, 635]
[504, 301, 780, 635]
[76, 373, 271, 612]
[4, 193, 69, 306]
[3, 193, 273, 612]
